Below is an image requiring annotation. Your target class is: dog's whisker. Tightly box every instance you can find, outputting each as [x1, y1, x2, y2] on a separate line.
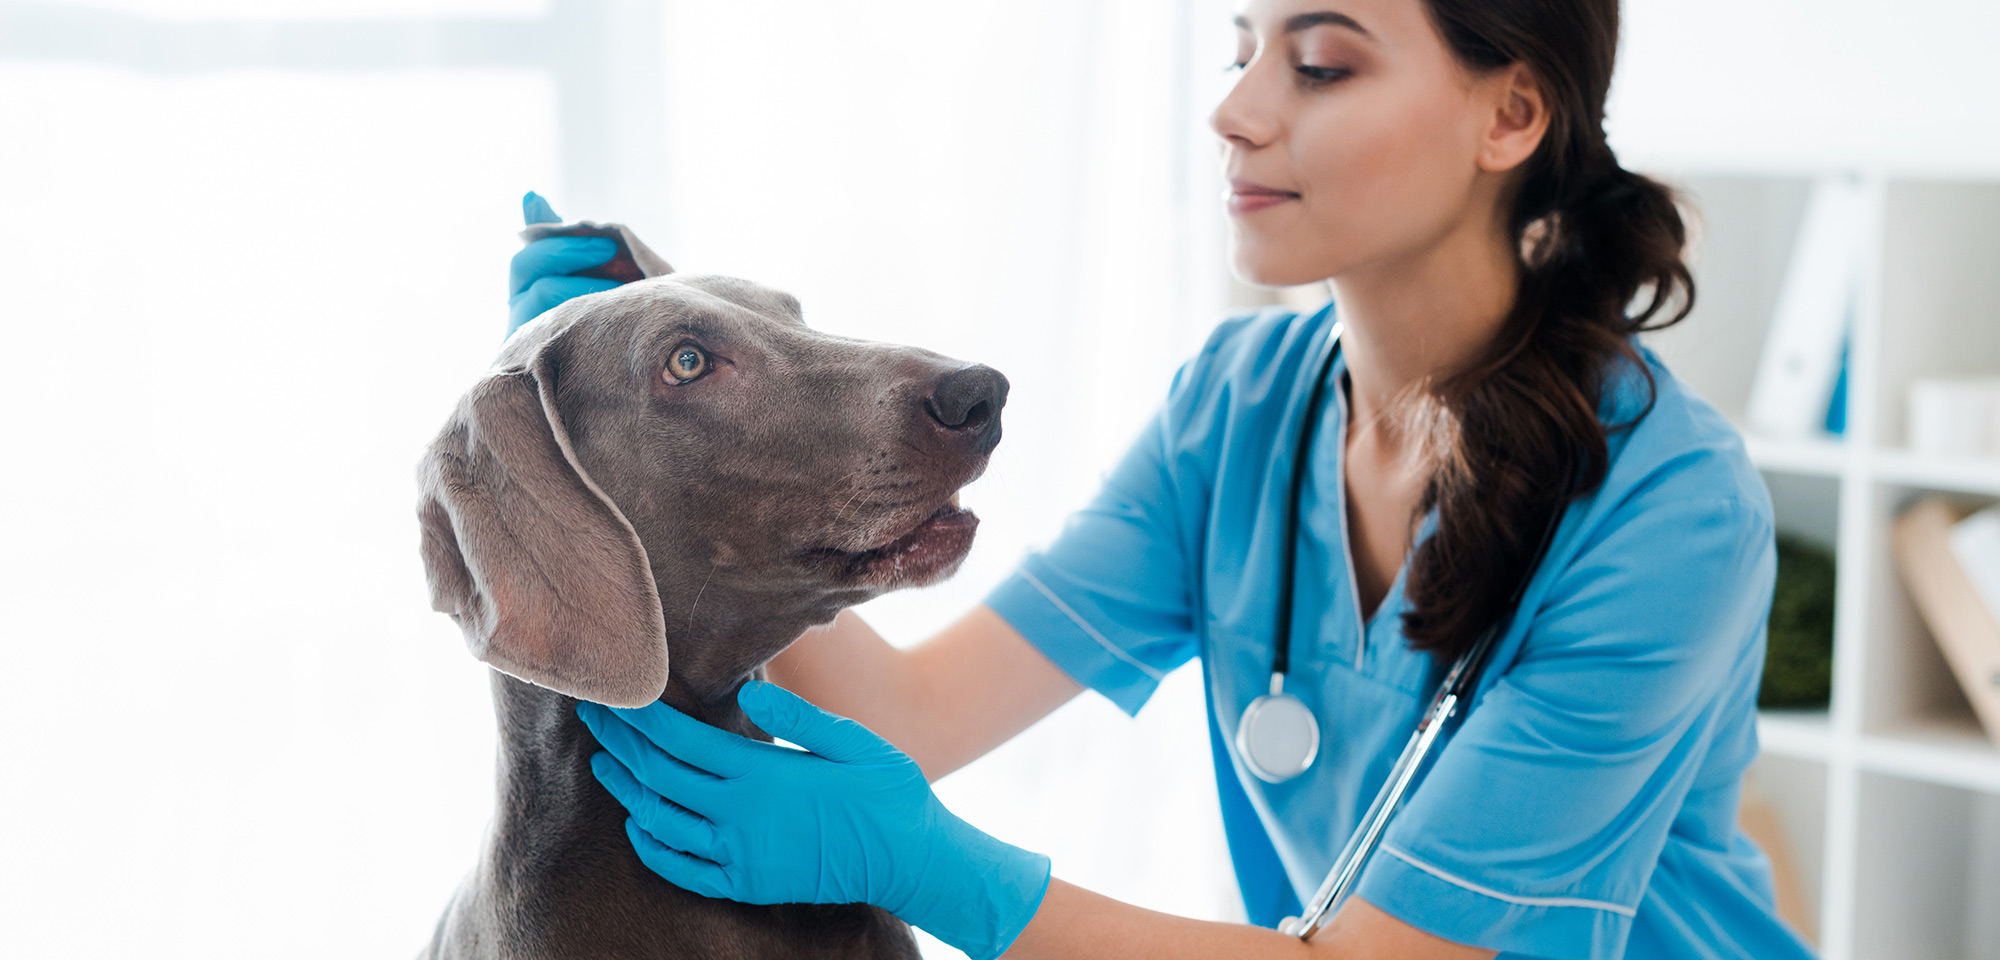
[686, 560, 721, 631]
[829, 471, 877, 529]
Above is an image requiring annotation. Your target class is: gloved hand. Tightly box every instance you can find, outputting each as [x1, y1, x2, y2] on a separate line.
[577, 682, 1052, 960]
[507, 191, 625, 334]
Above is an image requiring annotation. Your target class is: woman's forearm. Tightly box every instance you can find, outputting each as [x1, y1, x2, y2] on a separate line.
[764, 609, 918, 748]
[766, 605, 1084, 779]
[1004, 884, 1496, 960]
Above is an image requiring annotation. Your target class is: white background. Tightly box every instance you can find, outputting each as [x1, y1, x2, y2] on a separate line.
[0, 2, 1238, 956]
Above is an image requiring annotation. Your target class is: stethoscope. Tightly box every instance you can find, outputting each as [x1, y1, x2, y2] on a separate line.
[1229, 323, 1565, 941]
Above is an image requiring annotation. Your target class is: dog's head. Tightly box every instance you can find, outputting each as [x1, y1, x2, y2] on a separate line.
[418, 227, 1005, 708]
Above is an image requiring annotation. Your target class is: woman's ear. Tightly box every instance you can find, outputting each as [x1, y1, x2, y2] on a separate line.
[1476, 63, 1550, 174]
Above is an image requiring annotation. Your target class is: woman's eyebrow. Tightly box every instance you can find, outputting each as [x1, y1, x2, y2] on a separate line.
[1231, 11, 1373, 39]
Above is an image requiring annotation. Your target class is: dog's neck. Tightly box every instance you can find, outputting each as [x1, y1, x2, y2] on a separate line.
[483, 594, 841, 858]
[473, 669, 912, 960]
[485, 669, 768, 845]
[485, 671, 635, 854]
[658, 673, 767, 738]
[651, 568, 859, 733]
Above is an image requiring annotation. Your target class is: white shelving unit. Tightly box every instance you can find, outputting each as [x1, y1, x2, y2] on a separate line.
[1647, 173, 2000, 960]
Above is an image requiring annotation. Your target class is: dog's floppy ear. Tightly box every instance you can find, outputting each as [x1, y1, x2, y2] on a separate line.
[417, 350, 668, 707]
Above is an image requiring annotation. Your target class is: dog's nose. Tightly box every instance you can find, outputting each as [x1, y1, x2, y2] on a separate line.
[924, 365, 1009, 451]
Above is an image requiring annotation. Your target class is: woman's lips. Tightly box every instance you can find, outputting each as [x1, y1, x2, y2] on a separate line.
[1227, 180, 1300, 216]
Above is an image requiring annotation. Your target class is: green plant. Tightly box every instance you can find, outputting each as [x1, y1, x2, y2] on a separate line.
[1760, 534, 1836, 709]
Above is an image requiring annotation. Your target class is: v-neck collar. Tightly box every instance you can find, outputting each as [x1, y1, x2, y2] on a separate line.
[1324, 355, 1417, 671]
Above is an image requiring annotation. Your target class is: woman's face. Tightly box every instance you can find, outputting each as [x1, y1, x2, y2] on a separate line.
[1214, 0, 1521, 287]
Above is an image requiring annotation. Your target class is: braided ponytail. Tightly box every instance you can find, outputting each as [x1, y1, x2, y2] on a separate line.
[1399, 0, 1695, 657]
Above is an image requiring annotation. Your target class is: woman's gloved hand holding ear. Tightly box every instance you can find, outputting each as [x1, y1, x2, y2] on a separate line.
[508, 192, 625, 334]
[577, 682, 1052, 960]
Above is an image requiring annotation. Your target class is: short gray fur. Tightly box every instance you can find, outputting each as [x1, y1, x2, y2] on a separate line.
[415, 222, 1008, 959]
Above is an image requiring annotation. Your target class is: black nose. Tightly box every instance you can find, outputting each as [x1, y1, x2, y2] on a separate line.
[924, 365, 1009, 450]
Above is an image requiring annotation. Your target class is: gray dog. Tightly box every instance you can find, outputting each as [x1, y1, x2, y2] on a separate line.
[415, 223, 1007, 959]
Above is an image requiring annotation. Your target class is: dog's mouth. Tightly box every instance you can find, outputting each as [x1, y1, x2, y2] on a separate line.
[804, 493, 979, 588]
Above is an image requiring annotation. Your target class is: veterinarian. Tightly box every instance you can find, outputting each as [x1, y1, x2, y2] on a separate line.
[533, 1, 1818, 958]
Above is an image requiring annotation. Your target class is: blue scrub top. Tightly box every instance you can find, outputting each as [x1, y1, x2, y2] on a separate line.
[985, 304, 1817, 960]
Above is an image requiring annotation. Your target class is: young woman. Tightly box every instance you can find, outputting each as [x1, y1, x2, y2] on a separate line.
[535, 0, 1819, 956]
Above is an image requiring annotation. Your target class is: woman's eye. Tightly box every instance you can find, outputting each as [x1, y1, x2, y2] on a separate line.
[1225, 60, 1248, 73]
[664, 345, 708, 384]
[1295, 65, 1350, 85]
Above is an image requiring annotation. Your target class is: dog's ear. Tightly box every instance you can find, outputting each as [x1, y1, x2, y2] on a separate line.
[518, 220, 674, 283]
[417, 351, 668, 707]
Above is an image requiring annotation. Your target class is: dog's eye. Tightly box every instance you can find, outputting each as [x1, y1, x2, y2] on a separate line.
[663, 345, 708, 384]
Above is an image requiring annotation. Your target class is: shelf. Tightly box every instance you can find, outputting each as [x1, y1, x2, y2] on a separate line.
[1857, 717, 2000, 795]
[1646, 170, 2000, 960]
[1759, 710, 1835, 761]
[1739, 439, 2000, 495]
[1744, 433, 1848, 478]
[1872, 449, 2000, 497]
[1760, 712, 2000, 795]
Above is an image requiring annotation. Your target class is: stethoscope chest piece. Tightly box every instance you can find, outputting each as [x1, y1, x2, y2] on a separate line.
[1240, 325, 1344, 787]
[1237, 674, 1320, 783]
[1238, 322, 1569, 943]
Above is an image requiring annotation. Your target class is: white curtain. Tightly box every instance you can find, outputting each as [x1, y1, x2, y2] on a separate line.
[0, 1, 1246, 957]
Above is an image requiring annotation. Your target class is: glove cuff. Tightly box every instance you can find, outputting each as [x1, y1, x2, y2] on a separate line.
[897, 809, 1052, 960]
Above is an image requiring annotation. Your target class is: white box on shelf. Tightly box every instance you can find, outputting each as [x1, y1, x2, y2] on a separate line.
[1909, 377, 2000, 457]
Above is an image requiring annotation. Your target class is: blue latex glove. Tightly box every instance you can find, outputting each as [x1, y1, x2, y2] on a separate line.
[577, 683, 1052, 960]
[507, 191, 624, 334]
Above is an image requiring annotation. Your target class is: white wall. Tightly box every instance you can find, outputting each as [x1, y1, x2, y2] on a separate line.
[1610, 0, 2000, 176]
[0, 2, 1242, 957]
[0, 63, 556, 955]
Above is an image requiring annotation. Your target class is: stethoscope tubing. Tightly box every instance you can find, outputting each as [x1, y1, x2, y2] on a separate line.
[1257, 322, 1568, 940]
[1283, 508, 1563, 941]
[1281, 623, 1501, 939]
[1268, 324, 1346, 682]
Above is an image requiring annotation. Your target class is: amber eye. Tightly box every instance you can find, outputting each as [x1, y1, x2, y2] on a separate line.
[663, 345, 708, 384]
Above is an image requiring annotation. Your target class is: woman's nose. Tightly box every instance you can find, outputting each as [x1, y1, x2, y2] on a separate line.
[1209, 63, 1281, 150]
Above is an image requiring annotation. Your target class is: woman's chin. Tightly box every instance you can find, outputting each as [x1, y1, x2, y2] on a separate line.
[1225, 229, 1334, 288]
[1228, 249, 1327, 290]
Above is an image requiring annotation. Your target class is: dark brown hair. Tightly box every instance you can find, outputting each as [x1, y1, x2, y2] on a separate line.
[1399, 0, 1694, 657]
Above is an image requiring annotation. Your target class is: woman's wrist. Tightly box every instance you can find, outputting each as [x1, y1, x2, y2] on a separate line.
[895, 805, 1052, 960]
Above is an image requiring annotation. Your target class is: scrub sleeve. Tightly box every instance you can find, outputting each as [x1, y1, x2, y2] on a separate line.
[984, 308, 1818, 960]
[1357, 487, 1787, 958]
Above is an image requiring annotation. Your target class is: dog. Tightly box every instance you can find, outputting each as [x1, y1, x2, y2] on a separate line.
[415, 222, 1007, 959]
